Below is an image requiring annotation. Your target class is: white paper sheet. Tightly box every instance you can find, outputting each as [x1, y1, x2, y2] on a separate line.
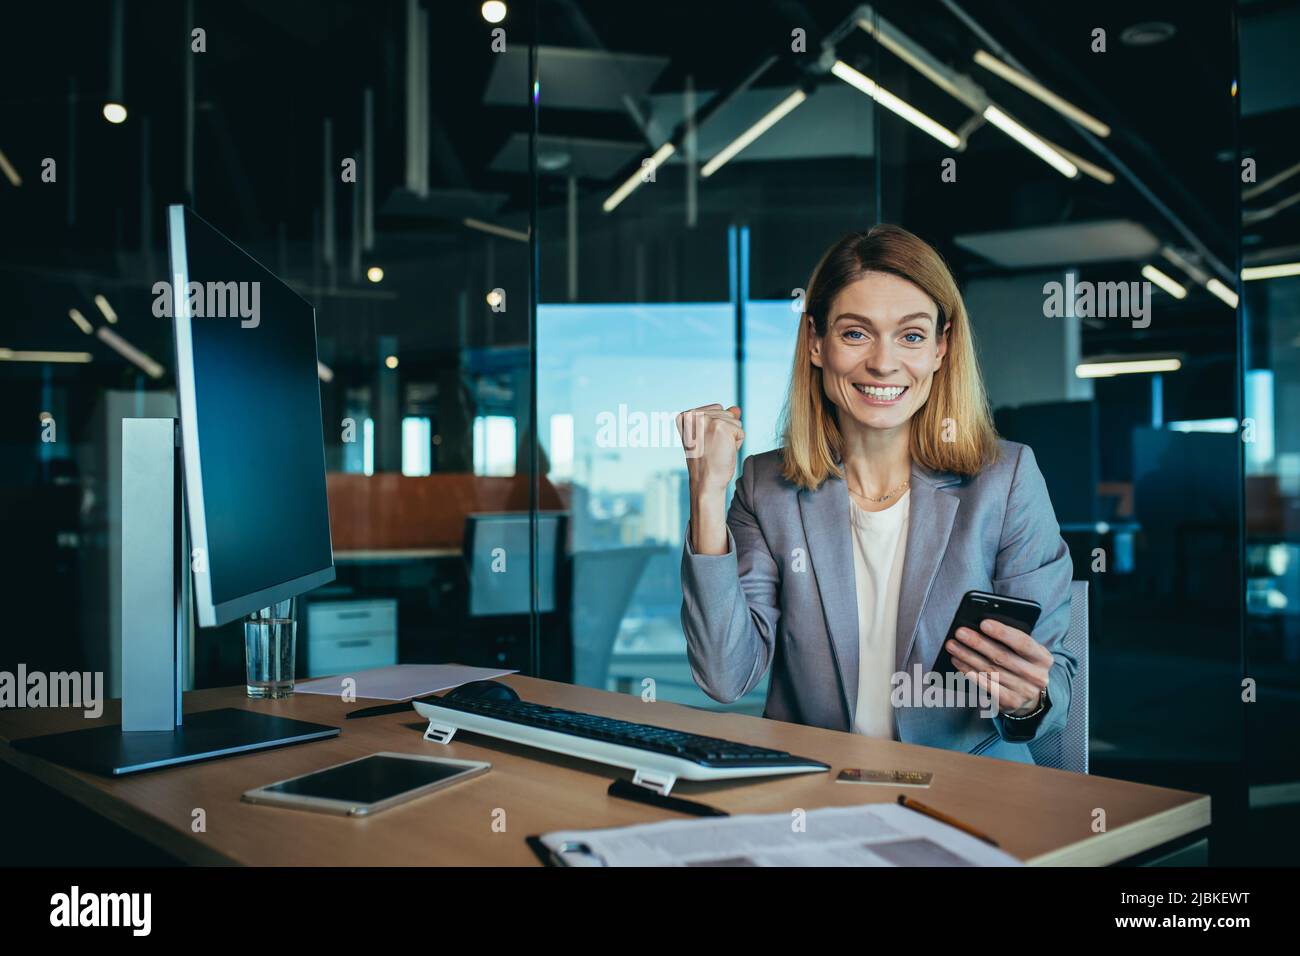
[293, 664, 517, 701]
[539, 802, 1022, 867]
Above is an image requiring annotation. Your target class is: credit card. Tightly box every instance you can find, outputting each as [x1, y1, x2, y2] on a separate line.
[836, 768, 933, 787]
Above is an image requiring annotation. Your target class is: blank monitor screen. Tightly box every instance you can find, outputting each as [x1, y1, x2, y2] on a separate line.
[466, 513, 560, 616]
[169, 206, 334, 626]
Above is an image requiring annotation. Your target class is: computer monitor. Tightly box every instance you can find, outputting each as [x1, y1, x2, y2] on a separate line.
[12, 207, 341, 774]
[464, 512, 563, 616]
[168, 206, 336, 626]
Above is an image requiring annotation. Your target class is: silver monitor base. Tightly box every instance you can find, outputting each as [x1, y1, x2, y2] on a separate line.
[12, 708, 339, 776]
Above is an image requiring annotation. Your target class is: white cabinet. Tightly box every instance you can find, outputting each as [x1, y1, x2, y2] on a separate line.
[305, 600, 398, 677]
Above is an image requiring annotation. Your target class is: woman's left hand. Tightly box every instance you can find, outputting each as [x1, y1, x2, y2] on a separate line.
[946, 620, 1052, 716]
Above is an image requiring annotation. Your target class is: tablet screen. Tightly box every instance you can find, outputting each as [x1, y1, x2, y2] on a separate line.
[264, 755, 473, 805]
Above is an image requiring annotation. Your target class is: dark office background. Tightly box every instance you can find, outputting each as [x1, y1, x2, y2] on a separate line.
[0, 0, 1296, 864]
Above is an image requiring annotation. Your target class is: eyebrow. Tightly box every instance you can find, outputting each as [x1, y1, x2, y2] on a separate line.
[833, 311, 936, 325]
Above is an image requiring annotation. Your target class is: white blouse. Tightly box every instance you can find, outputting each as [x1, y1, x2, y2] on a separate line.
[849, 489, 910, 739]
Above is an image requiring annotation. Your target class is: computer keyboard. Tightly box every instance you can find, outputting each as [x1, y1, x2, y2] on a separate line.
[413, 694, 830, 795]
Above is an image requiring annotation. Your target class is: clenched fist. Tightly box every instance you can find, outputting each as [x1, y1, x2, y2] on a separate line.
[677, 403, 744, 494]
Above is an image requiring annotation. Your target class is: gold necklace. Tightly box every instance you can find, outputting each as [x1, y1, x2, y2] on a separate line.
[848, 479, 910, 504]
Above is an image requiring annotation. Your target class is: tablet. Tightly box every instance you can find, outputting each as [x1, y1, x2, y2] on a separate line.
[241, 752, 490, 817]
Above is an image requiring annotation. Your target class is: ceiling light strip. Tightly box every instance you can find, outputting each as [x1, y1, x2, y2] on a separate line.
[701, 89, 807, 178]
[1141, 265, 1187, 299]
[973, 49, 1110, 137]
[831, 61, 961, 149]
[1076, 358, 1182, 378]
[1242, 261, 1300, 281]
[96, 327, 164, 378]
[463, 218, 529, 243]
[602, 141, 676, 213]
[0, 348, 93, 363]
[982, 105, 1078, 178]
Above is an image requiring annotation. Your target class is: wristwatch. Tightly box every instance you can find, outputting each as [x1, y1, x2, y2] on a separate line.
[1003, 684, 1051, 722]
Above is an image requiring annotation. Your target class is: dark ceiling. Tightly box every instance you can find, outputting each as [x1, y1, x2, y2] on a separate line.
[0, 0, 1292, 385]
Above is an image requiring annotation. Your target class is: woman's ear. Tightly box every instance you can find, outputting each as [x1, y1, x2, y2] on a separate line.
[806, 314, 823, 368]
[935, 319, 950, 368]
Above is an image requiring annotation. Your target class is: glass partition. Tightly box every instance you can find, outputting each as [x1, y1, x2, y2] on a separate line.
[1240, 0, 1300, 866]
[534, 0, 880, 707]
[0, 0, 541, 693]
[869, 0, 1246, 858]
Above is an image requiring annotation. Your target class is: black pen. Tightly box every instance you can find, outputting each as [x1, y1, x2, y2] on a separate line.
[345, 695, 438, 719]
[607, 778, 729, 817]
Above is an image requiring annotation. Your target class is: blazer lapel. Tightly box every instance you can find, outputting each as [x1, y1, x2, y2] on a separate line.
[797, 475, 858, 729]
[894, 463, 961, 673]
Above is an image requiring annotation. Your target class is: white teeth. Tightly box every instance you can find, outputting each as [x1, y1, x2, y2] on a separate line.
[854, 384, 906, 400]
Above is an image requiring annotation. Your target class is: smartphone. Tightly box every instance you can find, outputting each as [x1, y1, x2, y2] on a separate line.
[241, 752, 490, 817]
[932, 590, 1042, 676]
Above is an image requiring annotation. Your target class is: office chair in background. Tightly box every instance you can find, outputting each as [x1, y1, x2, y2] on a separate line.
[1029, 580, 1090, 774]
[455, 512, 567, 673]
[569, 546, 659, 690]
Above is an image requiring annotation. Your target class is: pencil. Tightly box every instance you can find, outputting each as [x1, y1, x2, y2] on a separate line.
[897, 794, 1000, 847]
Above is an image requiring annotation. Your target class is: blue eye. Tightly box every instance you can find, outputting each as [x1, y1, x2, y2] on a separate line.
[844, 329, 866, 341]
[902, 332, 925, 344]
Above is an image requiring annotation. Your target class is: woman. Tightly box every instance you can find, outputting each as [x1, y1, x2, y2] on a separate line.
[677, 224, 1074, 763]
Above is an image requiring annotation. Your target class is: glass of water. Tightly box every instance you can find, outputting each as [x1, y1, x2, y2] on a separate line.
[244, 598, 297, 699]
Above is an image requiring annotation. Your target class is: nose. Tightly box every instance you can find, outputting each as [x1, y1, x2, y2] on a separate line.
[864, 339, 900, 378]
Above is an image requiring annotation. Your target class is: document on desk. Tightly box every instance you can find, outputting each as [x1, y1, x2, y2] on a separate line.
[293, 664, 516, 701]
[538, 803, 1022, 866]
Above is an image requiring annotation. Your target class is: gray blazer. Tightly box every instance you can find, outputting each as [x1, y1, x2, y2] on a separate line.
[680, 440, 1075, 764]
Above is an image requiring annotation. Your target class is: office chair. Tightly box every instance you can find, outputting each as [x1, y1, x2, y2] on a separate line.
[570, 547, 659, 689]
[451, 512, 568, 673]
[1028, 580, 1090, 774]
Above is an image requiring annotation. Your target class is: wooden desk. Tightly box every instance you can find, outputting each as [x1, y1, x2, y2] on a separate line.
[0, 675, 1209, 866]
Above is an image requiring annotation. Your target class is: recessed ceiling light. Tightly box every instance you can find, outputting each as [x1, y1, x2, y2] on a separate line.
[481, 2, 507, 24]
[385, 355, 399, 369]
[367, 266, 384, 283]
[103, 103, 128, 124]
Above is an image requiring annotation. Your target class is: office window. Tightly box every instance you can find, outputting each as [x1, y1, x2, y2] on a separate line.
[362, 418, 375, 478]
[548, 413, 575, 481]
[401, 416, 432, 477]
[472, 415, 517, 477]
[1245, 368, 1276, 472]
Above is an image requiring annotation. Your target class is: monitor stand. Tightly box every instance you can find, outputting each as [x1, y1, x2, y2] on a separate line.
[12, 418, 339, 775]
[11, 707, 340, 776]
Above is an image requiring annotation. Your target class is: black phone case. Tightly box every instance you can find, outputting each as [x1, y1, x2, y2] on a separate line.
[932, 590, 1042, 675]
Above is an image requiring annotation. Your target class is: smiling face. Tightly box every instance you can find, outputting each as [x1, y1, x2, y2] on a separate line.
[809, 271, 948, 435]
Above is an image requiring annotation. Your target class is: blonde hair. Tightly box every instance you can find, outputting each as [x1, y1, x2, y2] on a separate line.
[779, 224, 999, 490]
